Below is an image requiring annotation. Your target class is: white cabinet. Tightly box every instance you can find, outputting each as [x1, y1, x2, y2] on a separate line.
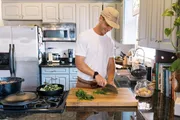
[59, 4, 76, 23]
[56, 75, 70, 91]
[138, 0, 149, 47]
[2, 3, 21, 20]
[89, 3, 102, 28]
[41, 67, 77, 90]
[76, 3, 90, 37]
[2, 3, 42, 20]
[158, 0, 177, 51]
[22, 3, 42, 20]
[138, 0, 177, 52]
[69, 68, 78, 89]
[42, 3, 75, 23]
[42, 3, 59, 23]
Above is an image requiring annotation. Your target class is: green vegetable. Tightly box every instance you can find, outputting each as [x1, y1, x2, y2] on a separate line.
[76, 89, 94, 100]
[40, 84, 62, 91]
[93, 89, 107, 95]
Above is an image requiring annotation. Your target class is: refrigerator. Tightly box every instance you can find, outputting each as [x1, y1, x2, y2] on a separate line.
[0, 26, 44, 90]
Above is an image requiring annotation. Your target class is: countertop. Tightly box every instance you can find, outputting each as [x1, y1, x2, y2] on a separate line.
[1, 76, 180, 120]
[40, 62, 76, 67]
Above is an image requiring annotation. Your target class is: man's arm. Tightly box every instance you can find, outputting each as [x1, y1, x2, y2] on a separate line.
[75, 55, 107, 87]
[75, 55, 94, 77]
[107, 57, 116, 86]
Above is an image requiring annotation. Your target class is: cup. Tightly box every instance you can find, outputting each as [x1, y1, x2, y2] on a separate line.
[68, 58, 73, 63]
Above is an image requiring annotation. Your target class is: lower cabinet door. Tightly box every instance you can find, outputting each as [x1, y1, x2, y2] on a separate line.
[41, 74, 56, 84]
[70, 82, 77, 89]
[55, 75, 70, 91]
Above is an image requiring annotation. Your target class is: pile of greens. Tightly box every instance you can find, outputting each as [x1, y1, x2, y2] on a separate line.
[40, 84, 62, 91]
[76, 89, 94, 100]
[93, 89, 107, 95]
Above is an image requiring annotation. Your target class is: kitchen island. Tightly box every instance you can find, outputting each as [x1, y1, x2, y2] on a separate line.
[0, 86, 180, 119]
[0, 90, 180, 120]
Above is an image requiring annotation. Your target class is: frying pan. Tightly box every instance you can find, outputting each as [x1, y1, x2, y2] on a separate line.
[37, 84, 64, 96]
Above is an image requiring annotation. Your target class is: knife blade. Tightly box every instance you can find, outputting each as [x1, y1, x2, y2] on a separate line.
[102, 84, 118, 94]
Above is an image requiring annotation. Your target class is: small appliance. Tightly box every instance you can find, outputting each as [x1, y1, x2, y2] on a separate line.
[47, 53, 60, 63]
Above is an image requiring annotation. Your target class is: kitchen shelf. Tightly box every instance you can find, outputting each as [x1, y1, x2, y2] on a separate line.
[42, 40, 76, 42]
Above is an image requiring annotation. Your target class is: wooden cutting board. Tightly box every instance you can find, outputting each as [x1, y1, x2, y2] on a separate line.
[66, 88, 138, 107]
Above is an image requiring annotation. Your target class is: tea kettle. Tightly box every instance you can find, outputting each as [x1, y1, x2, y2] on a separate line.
[131, 48, 147, 79]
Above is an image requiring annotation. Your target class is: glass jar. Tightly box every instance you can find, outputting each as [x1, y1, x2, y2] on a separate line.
[134, 79, 155, 97]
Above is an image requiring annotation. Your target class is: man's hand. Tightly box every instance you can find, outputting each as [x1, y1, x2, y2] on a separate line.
[95, 74, 107, 87]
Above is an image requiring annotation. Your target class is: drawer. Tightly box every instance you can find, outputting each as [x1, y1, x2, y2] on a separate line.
[70, 68, 78, 74]
[42, 67, 69, 74]
[70, 74, 77, 82]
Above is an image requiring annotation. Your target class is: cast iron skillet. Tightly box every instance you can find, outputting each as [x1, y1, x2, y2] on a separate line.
[36, 84, 64, 96]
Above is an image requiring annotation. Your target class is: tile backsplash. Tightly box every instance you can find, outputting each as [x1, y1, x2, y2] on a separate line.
[45, 40, 134, 59]
[45, 42, 76, 58]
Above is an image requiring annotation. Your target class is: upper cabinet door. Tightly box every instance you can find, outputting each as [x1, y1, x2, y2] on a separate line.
[59, 4, 76, 23]
[22, 3, 42, 20]
[90, 3, 102, 28]
[159, 0, 176, 52]
[2, 3, 22, 20]
[42, 3, 59, 23]
[103, 3, 116, 8]
[76, 3, 89, 37]
[148, 0, 159, 49]
[138, 0, 148, 47]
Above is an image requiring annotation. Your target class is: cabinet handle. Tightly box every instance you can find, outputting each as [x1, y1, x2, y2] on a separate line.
[158, 40, 162, 43]
[136, 39, 140, 41]
[22, 15, 24, 19]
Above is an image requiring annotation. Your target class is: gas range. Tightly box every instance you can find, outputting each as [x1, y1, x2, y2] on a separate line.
[0, 91, 69, 113]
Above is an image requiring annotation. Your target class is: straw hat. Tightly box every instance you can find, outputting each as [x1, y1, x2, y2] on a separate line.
[101, 7, 120, 29]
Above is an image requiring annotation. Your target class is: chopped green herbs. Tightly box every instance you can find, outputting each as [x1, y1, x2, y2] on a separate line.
[93, 89, 107, 95]
[76, 89, 94, 100]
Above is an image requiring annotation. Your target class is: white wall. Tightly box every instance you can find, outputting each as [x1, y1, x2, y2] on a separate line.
[0, 0, 4, 26]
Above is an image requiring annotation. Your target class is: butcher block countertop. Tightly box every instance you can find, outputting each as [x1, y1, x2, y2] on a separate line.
[66, 88, 138, 107]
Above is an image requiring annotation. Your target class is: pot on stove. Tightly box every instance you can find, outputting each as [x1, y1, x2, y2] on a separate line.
[0, 77, 24, 96]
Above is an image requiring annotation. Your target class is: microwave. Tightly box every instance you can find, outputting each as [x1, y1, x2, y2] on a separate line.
[42, 23, 76, 41]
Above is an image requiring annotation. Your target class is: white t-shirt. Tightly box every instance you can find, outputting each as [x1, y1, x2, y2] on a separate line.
[75, 28, 114, 81]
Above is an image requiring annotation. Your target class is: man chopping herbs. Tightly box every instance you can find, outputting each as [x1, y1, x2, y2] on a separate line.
[74, 7, 120, 120]
[75, 7, 120, 89]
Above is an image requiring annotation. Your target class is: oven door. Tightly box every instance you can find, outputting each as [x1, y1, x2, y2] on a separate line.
[42, 28, 69, 41]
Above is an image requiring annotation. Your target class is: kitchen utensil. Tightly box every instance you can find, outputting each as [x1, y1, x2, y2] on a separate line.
[37, 84, 64, 96]
[0, 77, 24, 96]
[66, 88, 138, 107]
[1, 92, 38, 106]
[102, 84, 118, 94]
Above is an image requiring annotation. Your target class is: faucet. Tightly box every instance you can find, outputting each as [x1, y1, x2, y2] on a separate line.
[133, 48, 145, 64]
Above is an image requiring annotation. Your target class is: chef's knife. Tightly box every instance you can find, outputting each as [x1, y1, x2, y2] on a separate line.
[102, 84, 118, 94]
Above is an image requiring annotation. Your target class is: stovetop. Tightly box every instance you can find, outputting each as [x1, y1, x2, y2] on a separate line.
[0, 91, 69, 113]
